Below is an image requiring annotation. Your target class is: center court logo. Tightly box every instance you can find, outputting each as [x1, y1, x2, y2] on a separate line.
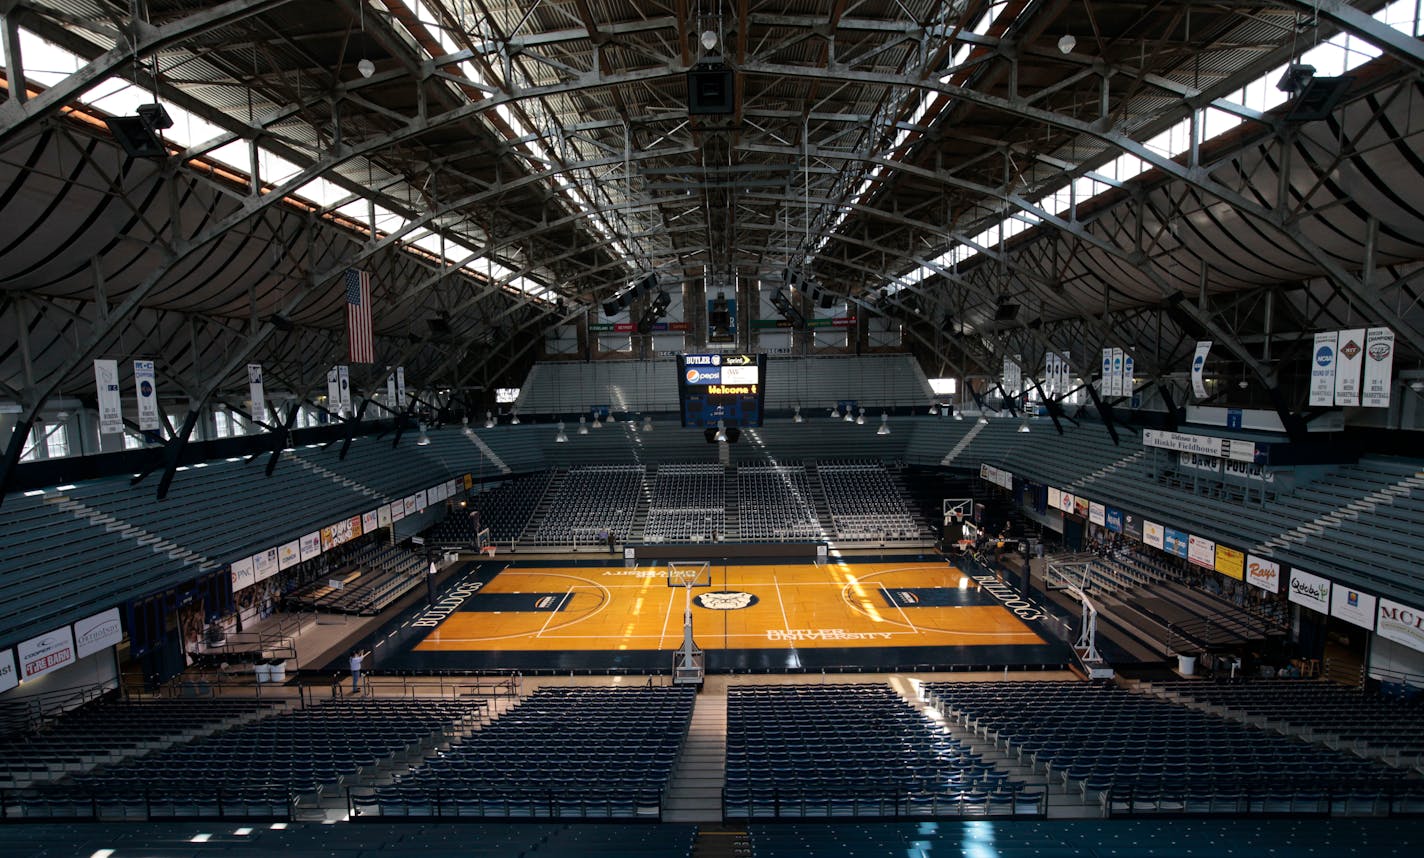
[694, 591, 758, 610]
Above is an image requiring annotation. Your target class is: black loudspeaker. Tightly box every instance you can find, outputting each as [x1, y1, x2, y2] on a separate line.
[818, 291, 835, 310]
[687, 64, 735, 115]
[994, 303, 1020, 322]
[602, 300, 621, 317]
[104, 116, 168, 158]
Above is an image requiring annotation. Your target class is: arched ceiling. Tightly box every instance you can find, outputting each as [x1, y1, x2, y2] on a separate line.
[1, 0, 1422, 427]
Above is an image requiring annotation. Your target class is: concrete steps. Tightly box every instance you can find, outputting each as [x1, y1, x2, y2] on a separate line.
[662, 691, 727, 823]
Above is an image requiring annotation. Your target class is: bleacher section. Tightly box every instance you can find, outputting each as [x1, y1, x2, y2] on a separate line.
[0, 698, 278, 790]
[354, 686, 695, 819]
[724, 684, 1044, 819]
[287, 543, 425, 615]
[922, 681, 1421, 817]
[468, 471, 554, 543]
[523, 466, 645, 547]
[8, 697, 480, 820]
[1145, 679, 1424, 766]
[642, 465, 725, 543]
[817, 462, 924, 542]
[736, 466, 822, 541]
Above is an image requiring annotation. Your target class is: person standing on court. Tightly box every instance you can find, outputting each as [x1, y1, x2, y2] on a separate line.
[349, 649, 369, 693]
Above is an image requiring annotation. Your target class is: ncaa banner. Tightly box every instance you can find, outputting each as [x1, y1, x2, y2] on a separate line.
[0, 649, 16, 694]
[1330, 585, 1377, 630]
[1122, 353, 1134, 396]
[230, 556, 256, 593]
[1361, 328, 1395, 409]
[337, 365, 351, 411]
[386, 371, 397, 410]
[1309, 332, 1336, 407]
[247, 364, 267, 423]
[327, 368, 341, 414]
[1111, 348, 1125, 397]
[19, 627, 75, 680]
[1045, 353, 1056, 396]
[94, 359, 123, 435]
[1214, 545, 1244, 580]
[1334, 328, 1365, 407]
[133, 360, 159, 431]
[1088, 501, 1106, 526]
[396, 366, 407, 407]
[1143, 520, 1164, 550]
[1377, 597, 1424, 654]
[1288, 568, 1331, 613]
[73, 607, 123, 659]
[1100, 348, 1112, 395]
[1191, 341, 1212, 399]
[1245, 554, 1280, 593]
[1187, 534, 1216, 569]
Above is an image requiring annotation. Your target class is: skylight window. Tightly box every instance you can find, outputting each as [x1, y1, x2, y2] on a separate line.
[883, 0, 1423, 298]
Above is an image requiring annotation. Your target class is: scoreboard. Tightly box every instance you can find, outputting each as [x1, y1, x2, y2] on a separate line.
[677, 353, 766, 428]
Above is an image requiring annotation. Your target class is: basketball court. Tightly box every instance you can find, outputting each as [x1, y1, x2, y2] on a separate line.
[355, 557, 1070, 673]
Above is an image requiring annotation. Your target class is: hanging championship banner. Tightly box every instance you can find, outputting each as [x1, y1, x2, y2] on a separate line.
[1061, 352, 1072, 394]
[396, 366, 407, 407]
[337, 365, 351, 411]
[94, 359, 123, 435]
[1111, 348, 1125, 397]
[1045, 353, 1057, 396]
[1361, 328, 1395, 409]
[1334, 328, 1365, 407]
[133, 360, 159, 431]
[1191, 341, 1212, 399]
[1309, 332, 1337, 407]
[248, 364, 267, 424]
[386, 372, 397, 410]
[1123, 353, 1134, 397]
[1101, 348, 1112, 395]
[327, 367, 341, 414]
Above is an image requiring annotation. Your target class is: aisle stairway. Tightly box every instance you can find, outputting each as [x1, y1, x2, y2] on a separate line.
[662, 690, 727, 823]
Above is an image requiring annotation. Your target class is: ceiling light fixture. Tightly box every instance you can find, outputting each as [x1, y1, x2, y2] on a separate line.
[642, 414, 653, 432]
[793, 406, 803, 424]
[484, 410, 494, 429]
[700, 29, 718, 52]
[357, 58, 375, 78]
[554, 421, 568, 443]
[578, 416, 589, 434]
[510, 410, 520, 425]
[416, 425, 431, 446]
[928, 403, 939, 416]
[1057, 34, 1076, 54]
[714, 419, 727, 442]
[876, 413, 890, 436]
[855, 407, 865, 426]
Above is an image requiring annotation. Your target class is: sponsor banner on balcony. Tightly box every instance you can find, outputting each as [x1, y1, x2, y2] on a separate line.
[1288, 568, 1331, 613]
[1377, 597, 1424, 654]
[1330, 585, 1377, 630]
[278, 540, 301, 570]
[1213, 545, 1244, 580]
[1143, 521, 1164, 550]
[18, 627, 75, 680]
[1088, 502, 1105, 526]
[73, 608, 123, 659]
[231, 556, 256, 593]
[1245, 554, 1280, 593]
[1187, 534, 1216, 569]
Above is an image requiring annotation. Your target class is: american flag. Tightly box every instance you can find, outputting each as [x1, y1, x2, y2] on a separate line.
[345, 269, 374, 363]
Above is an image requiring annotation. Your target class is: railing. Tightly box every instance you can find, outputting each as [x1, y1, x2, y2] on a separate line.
[0, 785, 294, 823]
[720, 787, 1047, 819]
[346, 785, 664, 821]
[0, 679, 117, 737]
[328, 670, 521, 703]
[1101, 780, 1424, 818]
